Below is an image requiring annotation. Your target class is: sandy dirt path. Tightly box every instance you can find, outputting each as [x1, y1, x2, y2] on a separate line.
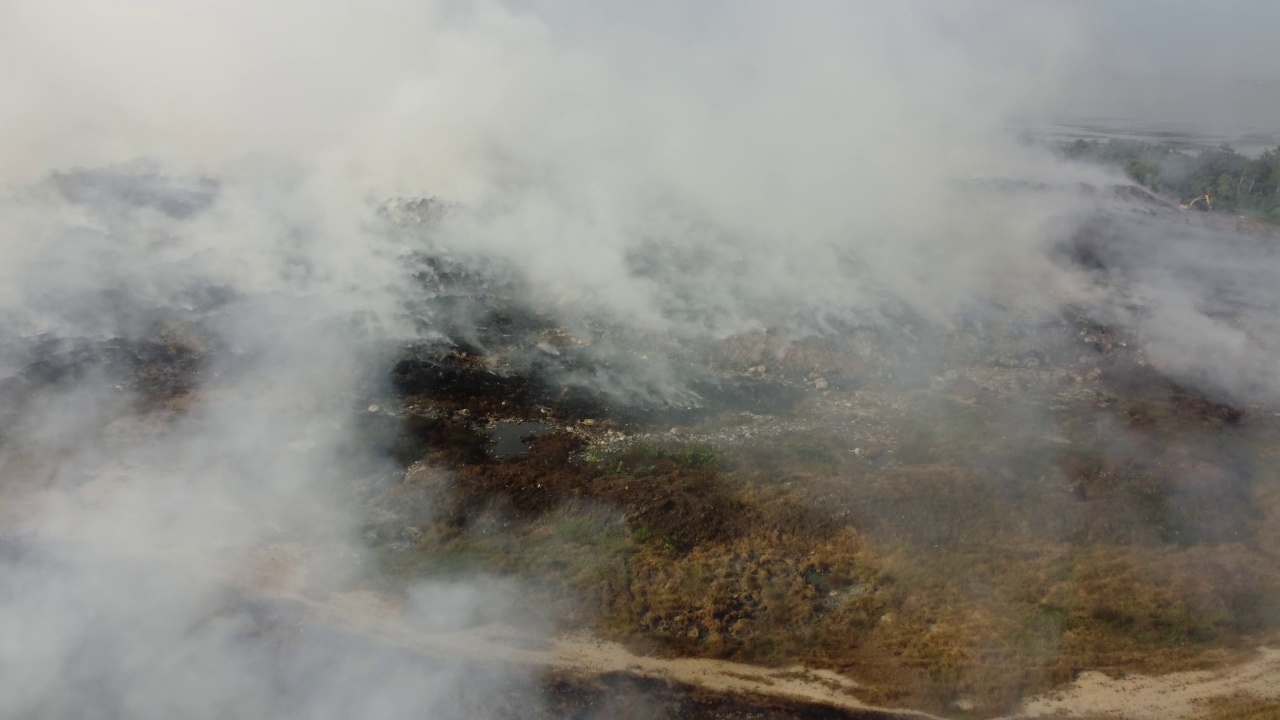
[1009, 648, 1280, 720]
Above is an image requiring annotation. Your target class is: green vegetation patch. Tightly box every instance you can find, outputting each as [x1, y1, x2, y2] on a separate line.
[1063, 138, 1280, 222]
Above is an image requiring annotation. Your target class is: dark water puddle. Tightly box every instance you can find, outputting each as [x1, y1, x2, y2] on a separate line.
[485, 422, 555, 459]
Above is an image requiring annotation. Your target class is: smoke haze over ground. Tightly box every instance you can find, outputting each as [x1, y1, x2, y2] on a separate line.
[3, 2, 1280, 718]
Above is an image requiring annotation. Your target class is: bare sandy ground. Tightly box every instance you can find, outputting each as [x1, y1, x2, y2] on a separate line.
[1009, 648, 1280, 720]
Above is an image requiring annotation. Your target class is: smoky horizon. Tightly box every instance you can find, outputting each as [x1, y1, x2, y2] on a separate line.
[2, 3, 1279, 719]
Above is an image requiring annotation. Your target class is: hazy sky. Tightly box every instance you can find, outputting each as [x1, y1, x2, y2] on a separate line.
[506, 1, 1280, 79]
[1085, 0, 1280, 79]
[1009, 1, 1280, 130]
[505, 1, 1280, 130]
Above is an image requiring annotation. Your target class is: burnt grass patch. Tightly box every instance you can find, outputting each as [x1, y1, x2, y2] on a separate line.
[537, 671, 930, 720]
[391, 349, 613, 421]
[389, 342, 802, 427]
[0, 320, 218, 446]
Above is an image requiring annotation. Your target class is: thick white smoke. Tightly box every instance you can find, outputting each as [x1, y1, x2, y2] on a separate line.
[0, 0, 1103, 334]
[3, 1, 1276, 718]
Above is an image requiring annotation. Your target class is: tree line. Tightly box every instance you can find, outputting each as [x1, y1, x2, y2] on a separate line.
[1061, 138, 1280, 222]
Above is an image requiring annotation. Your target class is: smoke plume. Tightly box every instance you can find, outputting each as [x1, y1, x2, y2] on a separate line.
[1, 2, 1276, 718]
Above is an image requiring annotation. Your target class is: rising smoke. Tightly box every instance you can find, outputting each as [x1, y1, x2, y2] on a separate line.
[0, 1, 1274, 718]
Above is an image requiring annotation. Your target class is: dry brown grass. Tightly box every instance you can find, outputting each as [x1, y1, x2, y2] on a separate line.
[365, 380, 1280, 717]
[1204, 696, 1280, 720]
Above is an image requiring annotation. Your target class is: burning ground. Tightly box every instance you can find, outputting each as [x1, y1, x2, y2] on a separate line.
[4, 168, 1280, 718]
[5, 4, 1280, 718]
